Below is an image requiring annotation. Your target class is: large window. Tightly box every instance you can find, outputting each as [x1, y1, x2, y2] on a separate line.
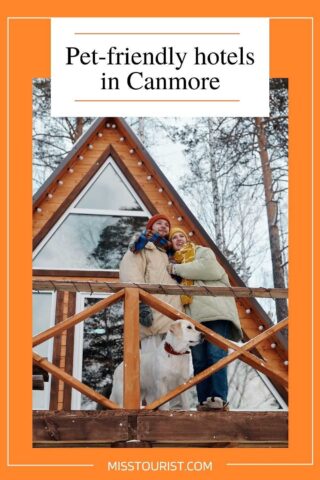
[33, 158, 150, 271]
[72, 294, 124, 410]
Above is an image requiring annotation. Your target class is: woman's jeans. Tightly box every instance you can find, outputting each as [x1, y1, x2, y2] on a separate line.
[191, 320, 232, 403]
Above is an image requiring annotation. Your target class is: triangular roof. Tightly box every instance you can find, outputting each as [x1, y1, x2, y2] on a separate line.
[32, 117, 288, 402]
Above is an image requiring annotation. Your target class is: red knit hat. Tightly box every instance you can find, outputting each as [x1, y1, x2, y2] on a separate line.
[146, 214, 171, 231]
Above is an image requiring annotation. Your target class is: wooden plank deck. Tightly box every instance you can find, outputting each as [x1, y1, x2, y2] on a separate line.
[33, 410, 288, 448]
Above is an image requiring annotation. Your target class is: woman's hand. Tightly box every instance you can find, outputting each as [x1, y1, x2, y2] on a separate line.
[167, 263, 175, 275]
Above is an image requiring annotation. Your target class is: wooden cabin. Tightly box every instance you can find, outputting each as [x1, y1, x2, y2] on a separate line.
[32, 117, 288, 447]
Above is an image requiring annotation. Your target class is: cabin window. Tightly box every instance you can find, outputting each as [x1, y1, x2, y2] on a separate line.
[71, 294, 124, 410]
[33, 157, 150, 271]
[75, 163, 142, 211]
[33, 214, 147, 269]
[32, 291, 56, 409]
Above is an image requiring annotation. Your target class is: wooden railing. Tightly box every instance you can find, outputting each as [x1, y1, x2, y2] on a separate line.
[32, 283, 288, 410]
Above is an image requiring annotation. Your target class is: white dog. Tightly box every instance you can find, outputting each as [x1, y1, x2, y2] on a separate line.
[110, 319, 203, 410]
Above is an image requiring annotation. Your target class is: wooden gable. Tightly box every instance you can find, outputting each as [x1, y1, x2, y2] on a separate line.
[32, 116, 288, 403]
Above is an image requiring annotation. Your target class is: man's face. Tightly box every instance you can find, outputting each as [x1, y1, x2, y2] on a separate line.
[151, 219, 170, 237]
[171, 232, 187, 251]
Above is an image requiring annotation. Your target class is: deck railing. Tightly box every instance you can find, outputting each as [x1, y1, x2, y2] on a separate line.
[32, 282, 288, 410]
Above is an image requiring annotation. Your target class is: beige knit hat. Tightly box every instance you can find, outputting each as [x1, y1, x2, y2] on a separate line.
[169, 227, 188, 241]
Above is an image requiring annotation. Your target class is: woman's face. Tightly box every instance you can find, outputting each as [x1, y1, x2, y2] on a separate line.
[171, 232, 188, 251]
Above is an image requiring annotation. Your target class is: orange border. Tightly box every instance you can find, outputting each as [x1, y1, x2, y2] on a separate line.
[1, 3, 319, 480]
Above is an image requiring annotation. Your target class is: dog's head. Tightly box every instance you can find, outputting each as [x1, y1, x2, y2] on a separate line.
[167, 319, 203, 352]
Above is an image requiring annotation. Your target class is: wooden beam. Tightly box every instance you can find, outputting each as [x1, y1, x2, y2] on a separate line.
[138, 411, 288, 443]
[33, 352, 120, 410]
[33, 411, 128, 442]
[123, 288, 140, 409]
[32, 411, 288, 446]
[32, 280, 288, 298]
[33, 270, 119, 278]
[63, 291, 76, 409]
[32, 289, 125, 347]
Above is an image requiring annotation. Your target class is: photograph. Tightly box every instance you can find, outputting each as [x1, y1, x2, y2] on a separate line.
[32, 79, 288, 447]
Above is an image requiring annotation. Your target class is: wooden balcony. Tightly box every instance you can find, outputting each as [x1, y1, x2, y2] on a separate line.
[32, 282, 288, 447]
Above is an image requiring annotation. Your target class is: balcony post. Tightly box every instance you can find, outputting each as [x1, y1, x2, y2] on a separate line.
[123, 287, 140, 409]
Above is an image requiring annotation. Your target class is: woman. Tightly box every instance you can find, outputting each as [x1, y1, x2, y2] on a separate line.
[167, 227, 243, 410]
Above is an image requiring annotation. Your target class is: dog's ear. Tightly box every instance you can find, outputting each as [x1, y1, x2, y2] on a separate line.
[169, 321, 182, 334]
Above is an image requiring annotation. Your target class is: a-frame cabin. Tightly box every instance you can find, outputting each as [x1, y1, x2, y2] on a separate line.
[32, 117, 288, 448]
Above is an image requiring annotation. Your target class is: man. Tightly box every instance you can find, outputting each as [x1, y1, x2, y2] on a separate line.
[119, 214, 183, 352]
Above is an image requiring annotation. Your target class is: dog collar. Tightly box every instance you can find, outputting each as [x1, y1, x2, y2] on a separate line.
[164, 342, 190, 356]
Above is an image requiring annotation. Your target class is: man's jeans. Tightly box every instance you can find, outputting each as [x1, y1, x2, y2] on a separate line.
[191, 320, 232, 404]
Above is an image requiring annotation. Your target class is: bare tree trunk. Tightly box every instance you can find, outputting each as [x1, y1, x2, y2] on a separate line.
[255, 117, 288, 322]
[208, 118, 224, 250]
[74, 117, 84, 142]
[237, 200, 250, 284]
[138, 117, 145, 144]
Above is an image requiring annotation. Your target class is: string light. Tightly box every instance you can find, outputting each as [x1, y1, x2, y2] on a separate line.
[168, 201, 173, 206]
[112, 124, 117, 129]
[68, 168, 74, 173]
[129, 148, 135, 154]
[283, 360, 288, 366]
[36, 207, 42, 213]
[177, 216, 183, 222]
[78, 155, 84, 160]
[137, 161, 143, 166]
[88, 144, 94, 150]
[258, 325, 264, 331]
[120, 137, 125, 142]
[245, 308, 251, 314]
[271, 343, 277, 349]
[188, 231, 194, 237]
[47, 193, 53, 199]
[98, 132, 103, 137]
[147, 175, 152, 181]
[58, 180, 63, 185]
[106, 123, 111, 128]
[158, 188, 163, 193]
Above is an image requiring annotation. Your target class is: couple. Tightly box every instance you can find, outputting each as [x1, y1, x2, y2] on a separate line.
[120, 214, 243, 410]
